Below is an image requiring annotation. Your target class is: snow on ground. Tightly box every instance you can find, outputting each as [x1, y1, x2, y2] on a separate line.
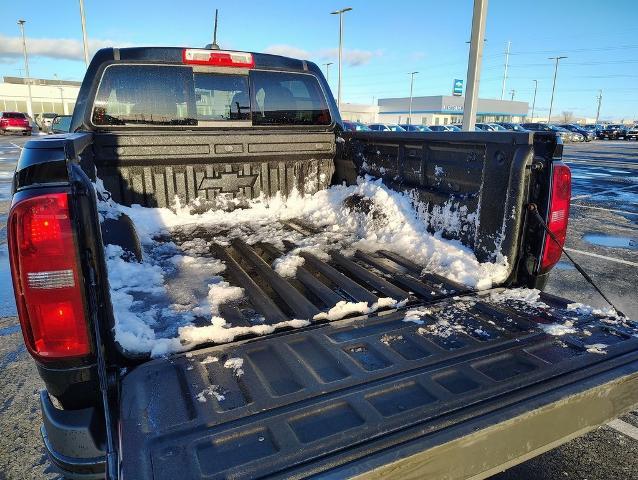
[96, 176, 515, 357]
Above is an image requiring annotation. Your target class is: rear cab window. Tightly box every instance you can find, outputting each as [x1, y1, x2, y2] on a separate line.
[91, 63, 331, 128]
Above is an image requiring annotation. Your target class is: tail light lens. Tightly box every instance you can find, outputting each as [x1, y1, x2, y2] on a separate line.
[539, 162, 571, 273]
[8, 193, 91, 361]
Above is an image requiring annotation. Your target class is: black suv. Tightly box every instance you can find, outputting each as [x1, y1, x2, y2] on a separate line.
[598, 124, 627, 140]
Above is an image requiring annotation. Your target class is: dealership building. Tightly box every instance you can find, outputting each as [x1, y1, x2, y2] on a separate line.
[376, 95, 529, 126]
[0, 76, 81, 118]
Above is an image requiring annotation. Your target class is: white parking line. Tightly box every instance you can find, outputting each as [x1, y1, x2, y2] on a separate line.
[572, 183, 638, 200]
[564, 248, 638, 267]
[607, 419, 638, 441]
[9, 143, 23, 151]
[572, 204, 638, 216]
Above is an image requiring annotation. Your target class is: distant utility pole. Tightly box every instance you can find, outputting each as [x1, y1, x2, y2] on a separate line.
[547, 55, 567, 123]
[323, 62, 333, 83]
[331, 7, 352, 109]
[500, 40, 511, 100]
[211, 9, 220, 49]
[17, 20, 33, 118]
[78, 0, 90, 66]
[510, 89, 515, 101]
[595, 89, 603, 125]
[408, 71, 418, 125]
[530, 80, 538, 121]
[462, 0, 488, 131]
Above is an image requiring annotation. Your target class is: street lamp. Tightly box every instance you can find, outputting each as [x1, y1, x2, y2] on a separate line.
[53, 73, 67, 115]
[78, 0, 90, 66]
[330, 7, 352, 109]
[547, 56, 567, 123]
[408, 71, 418, 125]
[323, 62, 334, 83]
[17, 20, 34, 118]
[531, 80, 538, 121]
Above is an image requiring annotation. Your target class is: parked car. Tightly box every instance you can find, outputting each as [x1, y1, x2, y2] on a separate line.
[625, 124, 638, 140]
[367, 123, 406, 132]
[521, 123, 570, 142]
[0, 111, 32, 135]
[8, 45, 638, 480]
[598, 124, 628, 140]
[558, 124, 592, 142]
[399, 124, 432, 132]
[342, 120, 371, 132]
[428, 125, 453, 132]
[49, 114, 73, 134]
[495, 122, 528, 132]
[549, 125, 578, 142]
[37, 112, 58, 132]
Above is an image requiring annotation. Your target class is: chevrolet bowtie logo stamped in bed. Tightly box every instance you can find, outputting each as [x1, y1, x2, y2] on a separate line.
[198, 172, 259, 193]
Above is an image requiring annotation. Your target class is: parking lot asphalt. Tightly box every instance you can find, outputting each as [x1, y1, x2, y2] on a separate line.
[0, 135, 636, 479]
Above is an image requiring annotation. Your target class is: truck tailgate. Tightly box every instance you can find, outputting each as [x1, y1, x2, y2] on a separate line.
[119, 286, 638, 479]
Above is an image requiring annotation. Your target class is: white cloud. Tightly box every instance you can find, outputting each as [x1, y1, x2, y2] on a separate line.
[0, 34, 131, 62]
[263, 44, 311, 59]
[265, 44, 382, 67]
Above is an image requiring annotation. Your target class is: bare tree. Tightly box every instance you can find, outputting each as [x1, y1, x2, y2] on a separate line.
[561, 111, 574, 123]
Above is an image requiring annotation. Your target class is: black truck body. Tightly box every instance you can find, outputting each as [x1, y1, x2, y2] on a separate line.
[7, 47, 638, 479]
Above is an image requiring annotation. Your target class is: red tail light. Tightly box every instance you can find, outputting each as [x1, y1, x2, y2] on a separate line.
[539, 162, 571, 273]
[182, 49, 254, 68]
[8, 193, 91, 360]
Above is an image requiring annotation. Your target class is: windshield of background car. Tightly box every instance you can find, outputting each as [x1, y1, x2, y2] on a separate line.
[53, 116, 72, 132]
[91, 65, 330, 127]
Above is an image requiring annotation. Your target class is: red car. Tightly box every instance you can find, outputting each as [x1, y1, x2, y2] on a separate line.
[0, 111, 32, 135]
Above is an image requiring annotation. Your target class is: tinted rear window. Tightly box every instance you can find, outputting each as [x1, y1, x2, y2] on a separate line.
[91, 64, 330, 127]
[250, 70, 330, 126]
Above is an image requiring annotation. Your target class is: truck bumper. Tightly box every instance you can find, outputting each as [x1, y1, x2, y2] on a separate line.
[40, 390, 106, 480]
[347, 358, 638, 480]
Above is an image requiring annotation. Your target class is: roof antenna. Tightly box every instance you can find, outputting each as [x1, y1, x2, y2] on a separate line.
[211, 9, 220, 49]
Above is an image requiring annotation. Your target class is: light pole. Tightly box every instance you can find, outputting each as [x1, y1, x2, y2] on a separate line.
[323, 62, 334, 83]
[595, 90, 602, 125]
[530, 79, 538, 121]
[500, 40, 511, 100]
[79, 0, 90, 66]
[331, 7, 352, 109]
[53, 74, 67, 115]
[408, 71, 418, 125]
[547, 56, 567, 123]
[17, 20, 33, 118]
[462, 0, 488, 131]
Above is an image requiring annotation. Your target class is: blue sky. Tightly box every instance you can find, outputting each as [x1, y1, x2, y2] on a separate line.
[1, 0, 637, 120]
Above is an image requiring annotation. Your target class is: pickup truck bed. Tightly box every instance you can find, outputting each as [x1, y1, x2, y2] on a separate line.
[9, 47, 638, 480]
[120, 277, 638, 479]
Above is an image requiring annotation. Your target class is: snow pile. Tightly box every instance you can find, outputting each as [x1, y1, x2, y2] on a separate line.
[96, 176, 515, 357]
[314, 297, 404, 321]
[200, 355, 218, 365]
[196, 385, 225, 403]
[539, 322, 577, 336]
[402, 306, 432, 324]
[585, 343, 608, 355]
[224, 357, 244, 377]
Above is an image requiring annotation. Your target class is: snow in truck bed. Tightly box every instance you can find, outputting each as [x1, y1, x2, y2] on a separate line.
[95, 177, 632, 357]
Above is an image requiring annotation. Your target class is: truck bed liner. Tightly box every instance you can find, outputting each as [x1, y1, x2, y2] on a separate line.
[145, 224, 469, 334]
[119, 286, 638, 479]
